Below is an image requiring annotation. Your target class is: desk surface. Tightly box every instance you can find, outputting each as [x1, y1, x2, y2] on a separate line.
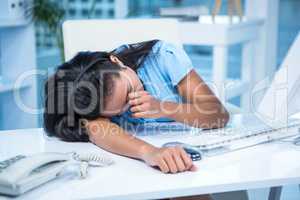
[1, 116, 300, 200]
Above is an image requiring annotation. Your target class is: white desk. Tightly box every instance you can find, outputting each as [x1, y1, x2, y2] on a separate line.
[1, 116, 300, 200]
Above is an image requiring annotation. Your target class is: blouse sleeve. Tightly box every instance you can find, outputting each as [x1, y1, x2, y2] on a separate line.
[159, 41, 194, 86]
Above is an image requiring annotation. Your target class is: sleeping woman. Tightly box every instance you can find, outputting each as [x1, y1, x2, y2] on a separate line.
[44, 40, 229, 174]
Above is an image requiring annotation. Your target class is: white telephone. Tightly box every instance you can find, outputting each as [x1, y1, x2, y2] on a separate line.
[0, 152, 114, 196]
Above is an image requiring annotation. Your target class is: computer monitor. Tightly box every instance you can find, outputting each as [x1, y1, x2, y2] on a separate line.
[256, 32, 300, 126]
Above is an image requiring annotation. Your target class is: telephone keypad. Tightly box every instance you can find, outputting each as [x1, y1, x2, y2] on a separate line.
[0, 155, 26, 172]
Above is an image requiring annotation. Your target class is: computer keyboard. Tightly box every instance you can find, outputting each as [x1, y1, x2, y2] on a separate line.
[195, 123, 300, 149]
[126, 118, 300, 156]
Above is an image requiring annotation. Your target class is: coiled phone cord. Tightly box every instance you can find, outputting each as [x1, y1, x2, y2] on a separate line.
[71, 152, 114, 178]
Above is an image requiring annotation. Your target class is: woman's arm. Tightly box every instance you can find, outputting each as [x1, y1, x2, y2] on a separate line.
[165, 70, 229, 128]
[86, 117, 196, 173]
[129, 70, 229, 129]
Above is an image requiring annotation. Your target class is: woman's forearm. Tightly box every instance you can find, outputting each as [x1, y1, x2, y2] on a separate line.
[87, 118, 156, 159]
[161, 101, 229, 128]
[86, 118, 197, 174]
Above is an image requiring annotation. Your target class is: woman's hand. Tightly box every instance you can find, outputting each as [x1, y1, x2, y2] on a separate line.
[128, 91, 164, 118]
[139, 145, 197, 173]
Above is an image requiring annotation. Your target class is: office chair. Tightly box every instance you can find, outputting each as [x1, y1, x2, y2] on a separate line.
[63, 19, 182, 61]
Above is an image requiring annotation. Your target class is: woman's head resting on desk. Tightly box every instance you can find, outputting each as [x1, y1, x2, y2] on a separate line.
[44, 40, 158, 142]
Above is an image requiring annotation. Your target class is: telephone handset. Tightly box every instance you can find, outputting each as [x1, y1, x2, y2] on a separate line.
[0, 152, 113, 196]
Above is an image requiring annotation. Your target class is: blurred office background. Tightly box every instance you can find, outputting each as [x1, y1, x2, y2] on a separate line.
[0, 0, 299, 130]
[34, 0, 300, 130]
[0, 0, 300, 199]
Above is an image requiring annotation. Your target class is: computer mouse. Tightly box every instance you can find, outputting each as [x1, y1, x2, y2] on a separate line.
[162, 142, 202, 161]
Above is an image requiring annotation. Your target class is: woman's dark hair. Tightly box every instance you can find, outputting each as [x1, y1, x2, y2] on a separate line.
[43, 40, 159, 142]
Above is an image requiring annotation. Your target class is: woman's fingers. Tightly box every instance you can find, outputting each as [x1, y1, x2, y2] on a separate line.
[163, 152, 178, 173]
[128, 91, 148, 100]
[128, 94, 150, 106]
[163, 148, 195, 173]
[144, 147, 196, 174]
[131, 111, 146, 118]
[190, 164, 198, 171]
[177, 147, 197, 172]
[157, 158, 170, 173]
[130, 104, 147, 112]
[128, 92, 162, 118]
[178, 147, 194, 170]
[172, 151, 186, 172]
[128, 98, 143, 106]
[131, 110, 159, 118]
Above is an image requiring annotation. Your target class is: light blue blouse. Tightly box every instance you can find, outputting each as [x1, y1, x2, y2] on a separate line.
[111, 40, 194, 125]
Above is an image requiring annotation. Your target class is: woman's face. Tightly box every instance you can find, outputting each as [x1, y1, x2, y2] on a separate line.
[100, 55, 143, 117]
